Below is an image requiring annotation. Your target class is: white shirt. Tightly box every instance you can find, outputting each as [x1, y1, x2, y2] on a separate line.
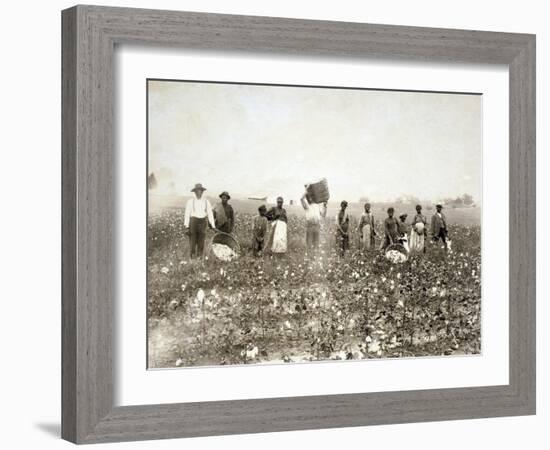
[301, 197, 326, 224]
[184, 195, 215, 228]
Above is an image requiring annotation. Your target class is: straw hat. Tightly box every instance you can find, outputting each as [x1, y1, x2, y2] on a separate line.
[191, 183, 206, 193]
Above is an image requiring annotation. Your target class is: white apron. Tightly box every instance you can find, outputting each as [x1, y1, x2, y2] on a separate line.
[362, 224, 373, 250]
[409, 226, 425, 253]
[271, 220, 288, 253]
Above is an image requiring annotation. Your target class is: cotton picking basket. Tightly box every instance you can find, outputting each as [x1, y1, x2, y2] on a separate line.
[209, 231, 241, 260]
[306, 178, 330, 204]
[384, 243, 409, 261]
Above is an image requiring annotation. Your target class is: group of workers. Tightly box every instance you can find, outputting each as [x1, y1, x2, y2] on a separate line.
[182, 182, 449, 258]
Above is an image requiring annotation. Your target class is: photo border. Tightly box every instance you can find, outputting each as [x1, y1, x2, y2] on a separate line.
[62, 5, 535, 443]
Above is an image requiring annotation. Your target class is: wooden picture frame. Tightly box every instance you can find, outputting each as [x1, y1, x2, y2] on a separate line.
[62, 5, 536, 444]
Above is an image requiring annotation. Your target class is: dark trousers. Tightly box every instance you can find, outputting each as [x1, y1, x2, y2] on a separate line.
[189, 217, 207, 258]
[253, 238, 264, 256]
[306, 222, 320, 251]
[433, 228, 448, 250]
[336, 231, 349, 256]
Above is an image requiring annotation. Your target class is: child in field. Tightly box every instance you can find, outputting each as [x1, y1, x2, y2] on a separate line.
[335, 200, 350, 257]
[398, 213, 409, 237]
[398, 213, 410, 252]
[252, 205, 268, 256]
[381, 207, 400, 250]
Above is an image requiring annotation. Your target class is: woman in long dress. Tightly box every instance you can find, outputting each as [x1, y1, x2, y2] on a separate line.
[265, 196, 288, 255]
[358, 203, 377, 251]
[409, 204, 427, 253]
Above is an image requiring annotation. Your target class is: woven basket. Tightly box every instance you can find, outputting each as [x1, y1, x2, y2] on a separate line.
[210, 231, 241, 259]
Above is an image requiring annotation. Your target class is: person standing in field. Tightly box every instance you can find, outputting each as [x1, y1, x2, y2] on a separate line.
[252, 204, 268, 256]
[335, 200, 350, 256]
[431, 203, 449, 251]
[398, 214, 409, 237]
[300, 187, 327, 254]
[184, 183, 216, 259]
[398, 213, 410, 252]
[213, 191, 235, 234]
[410, 204, 427, 253]
[358, 202, 377, 251]
[265, 197, 288, 255]
[381, 207, 400, 250]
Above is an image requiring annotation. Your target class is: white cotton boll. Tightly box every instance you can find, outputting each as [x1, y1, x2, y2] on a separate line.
[369, 340, 381, 353]
[212, 244, 238, 261]
[245, 346, 259, 359]
[196, 289, 205, 303]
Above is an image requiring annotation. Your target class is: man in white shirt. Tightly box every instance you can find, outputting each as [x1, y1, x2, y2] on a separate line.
[300, 188, 327, 253]
[184, 183, 215, 258]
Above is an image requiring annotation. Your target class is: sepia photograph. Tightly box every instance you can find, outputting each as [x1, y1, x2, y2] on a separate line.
[147, 79, 482, 369]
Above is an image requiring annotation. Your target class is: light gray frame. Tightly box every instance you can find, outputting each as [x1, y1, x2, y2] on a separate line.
[62, 5, 536, 444]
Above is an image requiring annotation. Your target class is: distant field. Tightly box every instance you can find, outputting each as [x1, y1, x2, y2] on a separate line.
[149, 194, 481, 227]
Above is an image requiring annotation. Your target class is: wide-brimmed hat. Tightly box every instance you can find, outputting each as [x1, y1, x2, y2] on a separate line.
[399, 213, 408, 219]
[436, 204, 443, 209]
[219, 191, 231, 200]
[191, 183, 206, 193]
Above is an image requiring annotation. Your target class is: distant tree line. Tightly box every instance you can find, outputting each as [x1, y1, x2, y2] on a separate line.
[441, 193, 475, 208]
[359, 193, 475, 208]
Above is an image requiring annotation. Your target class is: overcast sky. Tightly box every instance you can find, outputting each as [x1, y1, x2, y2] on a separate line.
[148, 80, 481, 203]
